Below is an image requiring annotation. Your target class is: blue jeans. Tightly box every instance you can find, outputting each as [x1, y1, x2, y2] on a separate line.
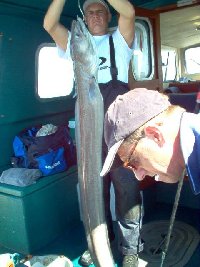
[103, 166, 144, 255]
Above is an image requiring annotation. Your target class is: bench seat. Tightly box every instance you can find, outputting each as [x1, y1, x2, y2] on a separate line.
[0, 166, 80, 254]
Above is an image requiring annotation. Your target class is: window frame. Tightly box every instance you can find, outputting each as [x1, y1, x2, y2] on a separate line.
[184, 45, 200, 75]
[35, 43, 74, 101]
[131, 16, 154, 81]
[161, 46, 178, 82]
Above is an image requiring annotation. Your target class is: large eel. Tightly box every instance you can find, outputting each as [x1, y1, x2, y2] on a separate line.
[70, 17, 115, 267]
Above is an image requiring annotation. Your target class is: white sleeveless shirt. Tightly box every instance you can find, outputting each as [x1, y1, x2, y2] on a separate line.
[58, 28, 134, 84]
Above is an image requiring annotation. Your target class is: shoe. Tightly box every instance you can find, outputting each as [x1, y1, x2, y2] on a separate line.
[122, 254, 139, 267]
[79, 250, 93, 266]
[78, 230, 114, 266]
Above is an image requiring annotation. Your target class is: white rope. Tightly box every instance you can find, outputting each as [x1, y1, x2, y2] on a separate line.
[78, 0, 84, 19]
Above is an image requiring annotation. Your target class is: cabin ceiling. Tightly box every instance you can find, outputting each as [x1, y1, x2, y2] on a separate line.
[160, 5, 200, 49]
[0, 0, 180, 17]
[1, 0, 200, 49]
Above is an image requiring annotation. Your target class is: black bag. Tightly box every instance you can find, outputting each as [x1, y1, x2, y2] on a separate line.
[12, 125, 76, 176]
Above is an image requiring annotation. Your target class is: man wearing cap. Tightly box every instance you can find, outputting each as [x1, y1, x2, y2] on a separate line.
[44, 1, 143, 266]
[101, 88, 200, 195]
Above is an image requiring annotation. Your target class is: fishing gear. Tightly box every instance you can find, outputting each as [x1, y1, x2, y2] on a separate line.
[77, 0, 84, 19]
[160, 169, 186, 267]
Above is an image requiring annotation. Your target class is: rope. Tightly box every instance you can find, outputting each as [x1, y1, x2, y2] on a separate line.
[160, 169, 186, 267]
[78, 0, 84, 19]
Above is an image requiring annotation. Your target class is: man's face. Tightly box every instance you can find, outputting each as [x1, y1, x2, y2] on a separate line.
[84, 3, 110, 36]
[118, 131, 185, 184]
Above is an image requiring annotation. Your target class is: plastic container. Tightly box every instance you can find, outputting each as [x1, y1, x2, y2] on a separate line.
[0, 168, 80, 254]
[0, 254, 14, 267]
[26, 255, 73, 267]
[68, 118, 75, 142]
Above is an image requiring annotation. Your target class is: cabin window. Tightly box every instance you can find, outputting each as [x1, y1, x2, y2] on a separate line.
[161, 47, 177, 81]
[36, 44, 74, 99]
[185, 47, 200, 74]
[131, 18, 154, 80]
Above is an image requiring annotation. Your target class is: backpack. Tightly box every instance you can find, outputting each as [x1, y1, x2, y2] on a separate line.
[11, 124, 76, 176]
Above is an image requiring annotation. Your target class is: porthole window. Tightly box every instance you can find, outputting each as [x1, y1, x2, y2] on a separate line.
[131, 18, 154, 80]
[36, 44, 74, 99]
[161, 48, 177, 81]
[185, 46, 200, 74]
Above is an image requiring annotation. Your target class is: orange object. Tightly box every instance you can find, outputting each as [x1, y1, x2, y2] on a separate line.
[6, 260, 14, 267]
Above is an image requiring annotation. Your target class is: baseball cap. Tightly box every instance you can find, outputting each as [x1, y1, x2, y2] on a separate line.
[100, 88, 171, 176]
[83, 0, 110, 14]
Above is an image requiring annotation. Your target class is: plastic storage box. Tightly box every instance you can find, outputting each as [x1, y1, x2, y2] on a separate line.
[0, 167, 80, 254]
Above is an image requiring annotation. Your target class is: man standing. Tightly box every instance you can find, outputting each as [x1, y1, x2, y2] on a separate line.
[44, 1, 143, 266]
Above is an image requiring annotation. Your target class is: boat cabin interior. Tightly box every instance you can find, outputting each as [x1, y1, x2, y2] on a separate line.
[0, 0, 200, 266]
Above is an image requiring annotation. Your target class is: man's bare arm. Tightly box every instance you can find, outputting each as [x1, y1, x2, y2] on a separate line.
[107, 0, 135, 47]
[43, 0, 68, 51]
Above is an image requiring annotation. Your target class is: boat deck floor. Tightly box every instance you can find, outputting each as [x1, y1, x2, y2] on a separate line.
[1, 203, 200, 267]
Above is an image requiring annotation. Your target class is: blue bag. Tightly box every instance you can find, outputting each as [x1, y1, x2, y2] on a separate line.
[12, 125, 76, 176]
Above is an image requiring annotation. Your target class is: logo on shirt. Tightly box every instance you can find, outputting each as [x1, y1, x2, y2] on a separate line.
[99, 57, 107, 66]
[99, 57, 109, 70]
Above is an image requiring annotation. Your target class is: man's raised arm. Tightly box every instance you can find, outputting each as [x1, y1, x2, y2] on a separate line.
[107, 0, 135, 47]
[43, 0, 69, 51]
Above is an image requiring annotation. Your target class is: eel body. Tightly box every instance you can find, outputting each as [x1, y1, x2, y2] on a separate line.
[70, 17, 115, 267]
